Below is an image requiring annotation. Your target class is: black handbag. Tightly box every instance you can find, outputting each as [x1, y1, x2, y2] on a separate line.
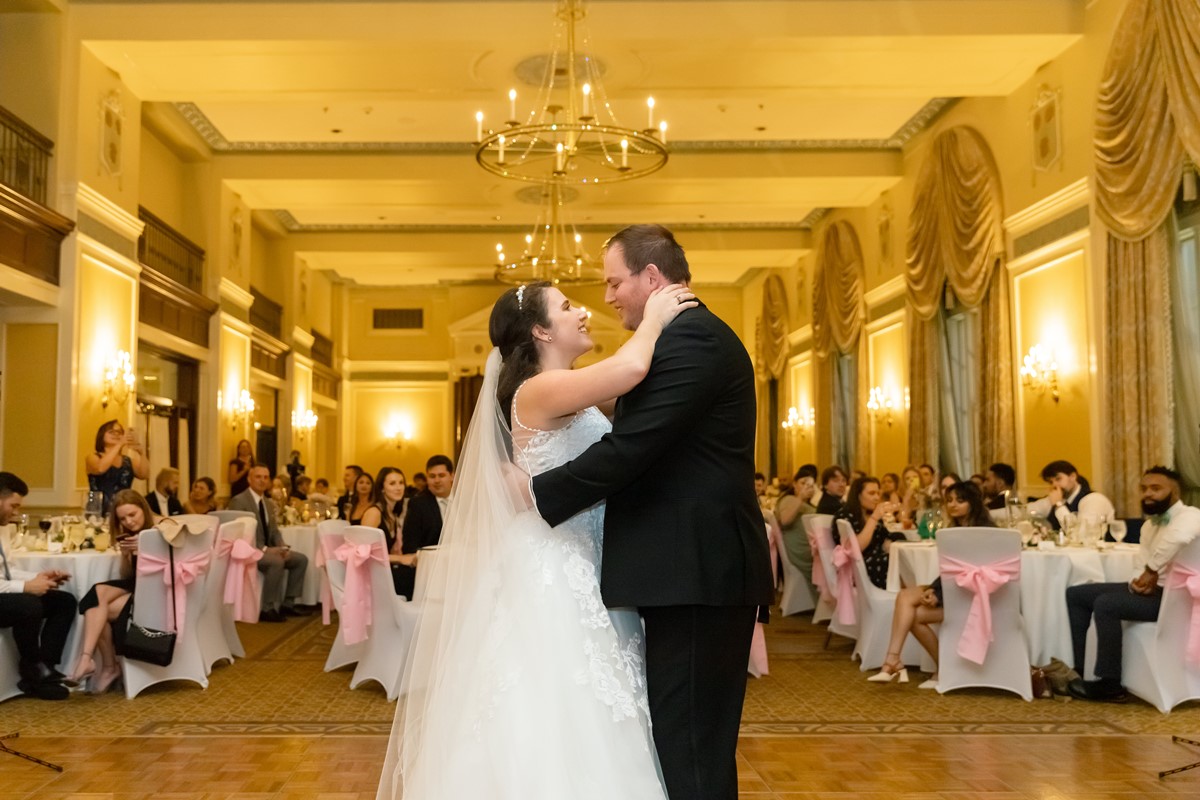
[123, 542, 178, 666]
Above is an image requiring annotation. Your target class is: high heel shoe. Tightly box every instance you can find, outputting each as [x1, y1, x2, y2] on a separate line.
[89, 665, 123, 695]
[867, 666, 909, 683]
[67, 651, 96, 687]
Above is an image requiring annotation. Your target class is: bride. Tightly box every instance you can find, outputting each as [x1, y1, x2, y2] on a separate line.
[376, 280, 696, 799]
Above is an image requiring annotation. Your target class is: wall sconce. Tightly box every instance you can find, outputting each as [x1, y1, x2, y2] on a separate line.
[781, 406, 815, 438]
[384, 415, 415, 450]
[867, 386, 901, 427]
[228, 389, 256, 431]
[1020, 343, 1059, 402]
[292, 408, 318, 439]
[101, 349, 134, 408]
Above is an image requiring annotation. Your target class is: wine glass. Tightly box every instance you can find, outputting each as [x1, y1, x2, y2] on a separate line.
[1108, 519, 1128, 544]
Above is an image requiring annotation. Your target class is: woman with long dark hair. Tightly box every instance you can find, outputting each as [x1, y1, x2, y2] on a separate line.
[360, 466, 417, 596]
[834, 476, 904, 590]
[868, 481, 995, 687]
[346, 470, 376, 525]
[86, 420, 148, 507]
[228, 439, 255, 497]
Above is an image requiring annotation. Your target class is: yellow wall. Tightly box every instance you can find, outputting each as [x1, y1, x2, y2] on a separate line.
[0, 13, 62, 144]
[76, 46, 142, 213]
[782, 355, 816, 475]
[75, 253, 139, 489]
[866, 316, 909, 476]
[290, 357, 316, 464]
[138, 125, 206, 245]
[1011, 247, 1095, 497]
[218, 317, 252, 492]
[347, 382, 451, 479]
[3, 323, 59, 488]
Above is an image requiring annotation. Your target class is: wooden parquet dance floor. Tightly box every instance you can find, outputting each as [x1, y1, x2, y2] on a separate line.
[3, 610, 1200, 798]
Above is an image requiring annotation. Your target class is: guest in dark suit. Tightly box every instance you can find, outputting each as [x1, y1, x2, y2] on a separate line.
[0, 473, 75, 701]
[983, 462, 1016, 510]
[145, 467, 184, 516]
[815, 465, 848, 515]
[531, 224, 774, 800]
[336, 464, 364, 520]
[400, 455, 453, 556]
[227, 465, 309, 622]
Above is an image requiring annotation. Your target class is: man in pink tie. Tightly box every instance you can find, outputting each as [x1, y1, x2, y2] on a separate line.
[1067, 466, 1200, 701]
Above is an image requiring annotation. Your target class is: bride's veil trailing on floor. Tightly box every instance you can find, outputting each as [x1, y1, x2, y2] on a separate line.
[376, 347, 521, 799]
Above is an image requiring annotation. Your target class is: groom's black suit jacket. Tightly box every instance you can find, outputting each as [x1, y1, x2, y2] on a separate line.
[532, 302, 774, 609]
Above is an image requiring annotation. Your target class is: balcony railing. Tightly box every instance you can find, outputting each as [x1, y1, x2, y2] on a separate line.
[250, 287, 283, 339]
[138, 207, 205, 293]
[0, 106, 52, 207]
[311, 330, 333, 368]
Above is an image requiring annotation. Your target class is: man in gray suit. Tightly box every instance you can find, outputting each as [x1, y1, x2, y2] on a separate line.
[227, 464, 309, 622]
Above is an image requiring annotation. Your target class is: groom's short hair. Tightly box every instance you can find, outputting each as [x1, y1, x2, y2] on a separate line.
[604, 224, 691, 284]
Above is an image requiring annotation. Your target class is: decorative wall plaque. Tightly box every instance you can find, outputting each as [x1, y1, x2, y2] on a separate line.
[100, 91, 123, 177]
[1031, 85, 1062, 173]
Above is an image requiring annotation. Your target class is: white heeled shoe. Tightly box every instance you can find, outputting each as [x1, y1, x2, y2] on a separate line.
[918, 675, 939, 690]
[867, 666, 909, 683]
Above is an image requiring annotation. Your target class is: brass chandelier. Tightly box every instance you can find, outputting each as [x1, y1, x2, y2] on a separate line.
[474, 0, 668, 284]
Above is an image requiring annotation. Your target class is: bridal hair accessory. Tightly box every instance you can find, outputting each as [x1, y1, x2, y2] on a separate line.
[517, 284, 526, 311]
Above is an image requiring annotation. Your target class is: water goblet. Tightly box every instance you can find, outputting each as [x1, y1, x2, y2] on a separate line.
[1108, 519, 1128, 545]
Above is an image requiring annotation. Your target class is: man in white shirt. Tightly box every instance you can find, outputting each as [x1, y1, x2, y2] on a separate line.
[0, 472, 76, 700]
[1028, 459, 1115, 531]
[1066, 466, 1200, 701]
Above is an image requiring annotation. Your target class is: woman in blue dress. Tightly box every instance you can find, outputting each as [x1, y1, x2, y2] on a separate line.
[85, 420, 148, 508]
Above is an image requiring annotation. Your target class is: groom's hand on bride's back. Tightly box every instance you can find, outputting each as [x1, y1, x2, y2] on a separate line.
[503, 462, 535, 511]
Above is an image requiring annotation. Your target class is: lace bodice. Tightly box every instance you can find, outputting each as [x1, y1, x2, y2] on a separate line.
[511, 384, 612, 478]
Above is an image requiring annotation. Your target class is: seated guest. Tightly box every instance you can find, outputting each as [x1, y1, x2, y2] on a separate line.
[815, 466, 848, 515]
[754, 472, 767, 499]
[183, 477, 218, 514]
[309, 478, 333, 505]
[983, 462, 1016, 510]
[776, 464, 819, 602]
[145, 467, 184, 516]
[938, 472, 962, 499]
[880, 472, 902, 505]
[0, 472, 76, 700]
[227, 439, 255, 498]
[86, 420, 148, 508]
[1029, 459, 1115, 530]
[402, 455, 454, 558]
[337, 464, 364, 519]
[834, 476, 903, 590]
[345, 470, 376, 525]
[868, 481, 995, 687]
[227, 465, 310, 622]
[918, 463, 938, 497]
[71, 489, 159, 693]
[1066, 466, 1200, 701]
[290, 475, 312, 504]
[407, 472, 428, 498]
[361, 467, 418, 598]
[969, 473, 986, 490]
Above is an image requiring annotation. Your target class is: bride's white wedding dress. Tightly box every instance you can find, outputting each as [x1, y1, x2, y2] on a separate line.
[377, 364, 666, 800]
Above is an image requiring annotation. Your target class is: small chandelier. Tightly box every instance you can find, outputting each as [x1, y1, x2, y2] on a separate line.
[101, 349, 134, 409]
[494, 184, 601, 285]
[472, 0, 668, 186]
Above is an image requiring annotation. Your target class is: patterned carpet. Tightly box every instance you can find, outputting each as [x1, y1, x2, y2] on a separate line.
[4, 609, 1199, 738]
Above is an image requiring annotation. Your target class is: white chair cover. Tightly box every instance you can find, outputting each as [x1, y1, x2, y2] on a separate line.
[778, 524, 816, 617]
[812, 515, 858, 642]
[1122, 537, 1200, 713]
[340, 526, 418, 700]
[210, 509, 256, 526]
[835, 518, 925, 670]
[0, 630, 22, 703]
[802, 514, 834, 624]
[197, 517, 255, 674]
[122, 527, 215, 699]
[935, 528, 1032, 700]
[316, 519, 363, 672]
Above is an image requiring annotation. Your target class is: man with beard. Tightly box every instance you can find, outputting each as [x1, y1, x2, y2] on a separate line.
[1065, 466, 1200, 701]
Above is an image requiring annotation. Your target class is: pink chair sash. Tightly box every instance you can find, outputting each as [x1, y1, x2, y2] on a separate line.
[766, 522, 782, 587]
[216, 538, 264, 623]
[806, 528, 830, 601]
[316, 534, 346, 625]
[939, 554, 1020, 665]
[136, 549, 212, 636]
[1165, 563, 1200, 666]
[830, 541, 857, 625]
[334, 540, 388, 645]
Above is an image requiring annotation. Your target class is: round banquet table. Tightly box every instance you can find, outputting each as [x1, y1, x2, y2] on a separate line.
[9, 549, 123, 672]
[280, 525, 321, 606]
[886, 541, 1142, 665]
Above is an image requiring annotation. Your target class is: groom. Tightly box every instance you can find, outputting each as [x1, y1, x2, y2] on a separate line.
[531, 224, 774, 800]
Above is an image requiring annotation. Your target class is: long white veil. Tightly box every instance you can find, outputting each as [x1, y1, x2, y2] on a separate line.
[377, 347, 520, 799]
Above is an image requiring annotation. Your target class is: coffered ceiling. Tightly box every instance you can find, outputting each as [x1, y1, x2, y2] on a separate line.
[76, 0, 1084, 285]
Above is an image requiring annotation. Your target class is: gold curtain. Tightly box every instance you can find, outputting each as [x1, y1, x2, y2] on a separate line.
[1094, 0, 1200, 239]
[813, 221, 866, 359]
[904, 125, 1010, 470]
[758, 274, 790, 380]
[1104, 225, 1174, 516]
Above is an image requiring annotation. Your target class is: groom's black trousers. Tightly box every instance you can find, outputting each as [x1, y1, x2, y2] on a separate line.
[640, 604, 757, 800]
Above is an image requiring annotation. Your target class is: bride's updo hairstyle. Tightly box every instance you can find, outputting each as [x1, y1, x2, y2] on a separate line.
[489, 281, 552, 425]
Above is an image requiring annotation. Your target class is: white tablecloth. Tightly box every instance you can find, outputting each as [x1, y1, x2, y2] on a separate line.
[886, 541, 1142, 665]
[9, 550, 123, 671]
[280, 525, 321, 606]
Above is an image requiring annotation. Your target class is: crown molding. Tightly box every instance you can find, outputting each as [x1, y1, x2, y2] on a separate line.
[1003, 177, 1091, 236]
[218, 278, 255, 311]
[75, 183, 144, 243]
[787, 324, 813, 348]
[864, 275, 906, 309]
[291, 325, 316, 349]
